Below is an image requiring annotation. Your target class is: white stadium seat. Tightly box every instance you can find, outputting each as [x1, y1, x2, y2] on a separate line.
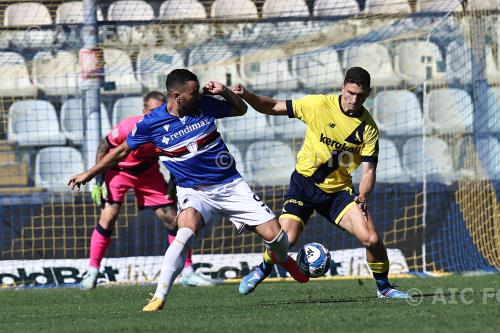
[313, 0, 360, 16]
[364, 0, 412, 15]
[112, 97, 144, 125]
[403, 137, 455, 183]
[377, 138, 410, 183]
[218, 103, 275, 142]
[211, 0, 258, 19]
[261, 0, 311, 44]
[445, 40, 472, 85]
[487, 87, 500, 134]
[35, 147, 84, 191]
[32, 51, 80, 96]
[108, 0, 156, 47]
[374, 90, 424, 136]
[8, 100, 66, 146]
[0, 52, 37, 97]
[426, 88, 473, 134]
[245, 140, 295, 185]
[466, 0, 499, 11]
[394, 41, 444, 84]
[262, 0, 310, 17]
[4, 2, 55, 48]
[416, 0, 463, 12]
[60, 99, 111, 144]
[343, 43, 401, 87]
[239, 48, 298, 91]
[56, 1, 104, 23]
[270, 92, 307, 140]
[224, 143, 247, 180]
[103, 48, 142, 94]
[485, 45, 500, 85]
[137, 47, 184, 90]
[293, 47, 344, 90]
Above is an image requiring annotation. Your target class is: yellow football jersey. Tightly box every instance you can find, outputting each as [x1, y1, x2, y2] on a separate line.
[287, 94, 379, 193]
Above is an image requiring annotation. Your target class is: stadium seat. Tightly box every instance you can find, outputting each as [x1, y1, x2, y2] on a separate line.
[364, 0, 412, 15]
[211, 0, 258, 19]
[479, 137, 500, 180]
[270, 92, 307, 140]
[293, 47, 344, 90]
[394, 41, 444, 84]
[218, 103, 275, 142]
[343, 43, 401, 87]
[313, 0, 360, 16]
[102, 48, 142, 94]
[188, 42, 244, 87]
[485, 45, 500, 85]
[416, 0, 463, 12]
[35, 147, 84, 191]
[377, 138, 410, 183]
[239, 48, 298, 91]
[8, 100, 66, 146]
[487, 87, 500, 134]
[0, 32, 11, 49]
[32, 51, 80, 96]
[56, 1, 104, 23]
[466, 0, 499, 11]
[373, 90, 424, 136]
[112, 97, 143, 125]
[137, 47, 184, 90]
[224, 143, 247, 180]
[60, 98, 111, 144]
[454, 136, 500, 180]
[261, 0, 311, 44]
[4, 2, 55, 48]
[402, 136, 455, 183]
[262, 0, 310, 17]
[245, 140, 295, 185]
[159, 0, 212, 47]
[0, 52, 37, 97]
[107, 0, 156, 47]
[445, 40, 472, 85]
[426, 88, 473, 134]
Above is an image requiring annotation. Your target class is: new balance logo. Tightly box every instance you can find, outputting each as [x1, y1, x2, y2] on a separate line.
[327, 122, 336, 129]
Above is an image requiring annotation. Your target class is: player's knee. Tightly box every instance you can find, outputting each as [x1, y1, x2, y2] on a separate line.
[361, 233, 379, 249]
[156, 207, 178, 231]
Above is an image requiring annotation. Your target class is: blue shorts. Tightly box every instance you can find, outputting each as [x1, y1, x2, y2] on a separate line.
[280, 171, 357, 228]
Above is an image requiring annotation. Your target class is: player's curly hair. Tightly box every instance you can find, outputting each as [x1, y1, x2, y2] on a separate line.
[166, 69, 199, 92]
[344, 67, 371, 89]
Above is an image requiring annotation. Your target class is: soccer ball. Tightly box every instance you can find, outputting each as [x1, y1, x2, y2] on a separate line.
[296, 242, 331, 278]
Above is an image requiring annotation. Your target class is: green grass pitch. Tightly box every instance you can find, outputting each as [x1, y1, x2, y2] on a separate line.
[1, 274, 499, 333]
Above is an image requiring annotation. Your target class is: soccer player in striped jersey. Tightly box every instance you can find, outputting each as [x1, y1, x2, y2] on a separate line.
[233, 67, 409, 299]
[68, 69, 308, 311]
[80, 91, 221, 289]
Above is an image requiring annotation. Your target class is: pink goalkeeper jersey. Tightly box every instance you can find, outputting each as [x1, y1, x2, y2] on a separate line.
[106, 115, 159, 175]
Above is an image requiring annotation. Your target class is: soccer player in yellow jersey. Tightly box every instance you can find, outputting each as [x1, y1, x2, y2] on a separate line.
[233, 67, 409, 299]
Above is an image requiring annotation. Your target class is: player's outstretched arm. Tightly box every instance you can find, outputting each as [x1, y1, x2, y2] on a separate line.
[356, 161, 377, 217]
[232, 83, 287, 116]
[68, 141, 132, 191]
[203, 81, 247, 117]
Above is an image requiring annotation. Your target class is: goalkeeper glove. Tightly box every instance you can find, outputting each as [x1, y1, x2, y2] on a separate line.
[91, 174, 107, 205]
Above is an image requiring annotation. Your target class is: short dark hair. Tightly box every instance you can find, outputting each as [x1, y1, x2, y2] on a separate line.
[166, 69, 198, 92]
[344, 67, 371, 89]
[143, 91, 166, 103]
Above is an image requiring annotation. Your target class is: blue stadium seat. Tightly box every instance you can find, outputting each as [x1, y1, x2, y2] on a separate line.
[60, 99, 111, 144]
[112, 97, 143, 125]
[479, 137, 500, 180]
[402, 137, 455, 184]
[218, 103, 275, 142]
[137, 47, 184, 90]
[0, 52, 37, 97]
[426, 88, 473, 134]
[270, 92, 307, 140]
[32, 51, 80, 96]
[446, 40, 472, 85]
[343, 43, 401, 87]
[245, 140, 295, 185]
[35, 147, 84, 191]
[8, 100, 66, 147]
[293, 47, 344, 90]
[364, 0, 411, 15]
[374, 90, 424, 136]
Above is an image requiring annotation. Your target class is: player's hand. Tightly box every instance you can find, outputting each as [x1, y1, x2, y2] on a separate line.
[232, 83, 250, 99]
[354, 196, 368, 218]
[68, 172, 93, 191]
[203, 81, 226, 96]
[91, 184, 107, 205]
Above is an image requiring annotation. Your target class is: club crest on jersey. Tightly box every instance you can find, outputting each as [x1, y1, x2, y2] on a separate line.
[186, 141, 198, 153]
